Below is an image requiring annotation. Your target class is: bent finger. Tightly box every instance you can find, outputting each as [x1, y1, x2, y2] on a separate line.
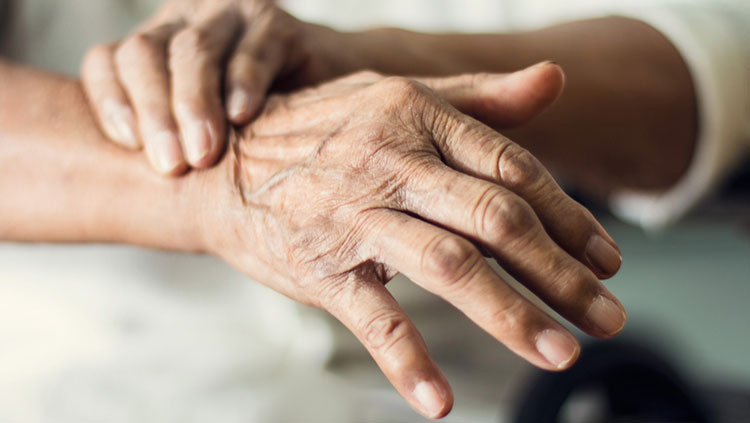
[115, 22, 186, 175]
[401, 163, 625, 337]
[319, 271, 452, 419]
[81, 43, 139, 149]
[225, 14, 288, 124]
[370, 209, 581, 371]
[426, 102, 622, 279]
[170, 11, 242, 168]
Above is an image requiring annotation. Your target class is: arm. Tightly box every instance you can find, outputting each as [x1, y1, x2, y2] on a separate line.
[0, 60, 626, 418]
[0, 58, 555, 249]
[81, 3, 696, 199]
[0, 60, 209, 251]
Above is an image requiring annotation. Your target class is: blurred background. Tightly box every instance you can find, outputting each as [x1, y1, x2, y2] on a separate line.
[1, 0, 749, 421]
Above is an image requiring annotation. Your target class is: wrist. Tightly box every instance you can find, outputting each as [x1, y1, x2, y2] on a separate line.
[94, 158, 212, 254]
[189, 134, 255, 261]
[191, 133, 281, 287]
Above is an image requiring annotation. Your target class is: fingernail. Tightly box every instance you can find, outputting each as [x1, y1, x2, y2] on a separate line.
[227, 88, 252, 121]
[413, 381, 445, 418]
[102, 100, 138, 149]
[536, 329, 578, 369]
[150, 130, 183, 174]
[530, 60, 557, 69]
[183, 118, 214, 164]
[176, 104, 214, 165]
[585, 234, 622, 276]
[587, 295, 626, 336]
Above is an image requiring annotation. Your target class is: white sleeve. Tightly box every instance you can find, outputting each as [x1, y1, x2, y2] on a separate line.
[608, 3, 750, 231]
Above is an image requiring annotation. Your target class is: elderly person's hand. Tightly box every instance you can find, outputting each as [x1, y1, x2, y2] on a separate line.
[81, 0, 554, 177]
[81, 0, 348, 175]
[2, 56, 623, 418]
[198, 66, 624, 418]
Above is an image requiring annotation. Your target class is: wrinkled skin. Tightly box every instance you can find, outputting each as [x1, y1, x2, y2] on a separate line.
[199, 69, 626, 418]
[82, 0, 340, 174]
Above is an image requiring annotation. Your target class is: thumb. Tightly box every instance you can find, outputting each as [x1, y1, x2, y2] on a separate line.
[417, 61, 565, 128]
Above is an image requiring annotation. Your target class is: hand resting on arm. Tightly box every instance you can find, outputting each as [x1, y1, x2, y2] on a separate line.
[82, 0, 696, 197]
[1, 60, 624, 419]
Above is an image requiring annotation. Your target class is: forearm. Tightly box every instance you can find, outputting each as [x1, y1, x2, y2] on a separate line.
[0, 60, 208, 251]
[343, 17, 697, 197]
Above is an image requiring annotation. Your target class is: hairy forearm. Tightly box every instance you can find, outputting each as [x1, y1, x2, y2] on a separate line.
[344, 17, 697, 197]
[0, 60, 208, 251]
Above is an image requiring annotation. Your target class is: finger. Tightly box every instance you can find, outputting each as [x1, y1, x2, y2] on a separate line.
[225, 13, 288, 124]
[425, 98, 622, 279]
[169, 11, 242, 168]
[417, 62, 565, 128]
[81, 43, 139, 149]
[115, 22, 187, 175]
[320, 271, 452, 419]
[370, 210, 581, 371]
[401, 162, 625, 337]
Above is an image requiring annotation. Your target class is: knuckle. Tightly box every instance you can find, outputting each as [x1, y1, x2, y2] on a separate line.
[480, 193, 538, 242]
[421, 235, 480, 289]
[498, 146, 545, 191]
[488, 296, 534, 334]
[547, 265, 595, 304]
[169, 28, 211, 59]
[83, 44, 112, 68]
[377, 76, 427, 105]
[360, 310, 411, 353]
[81, 45, 114, 83]
[374, 76, 441, 132]
[398, 154, 442, 185]
[116, 33, 158, 66]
